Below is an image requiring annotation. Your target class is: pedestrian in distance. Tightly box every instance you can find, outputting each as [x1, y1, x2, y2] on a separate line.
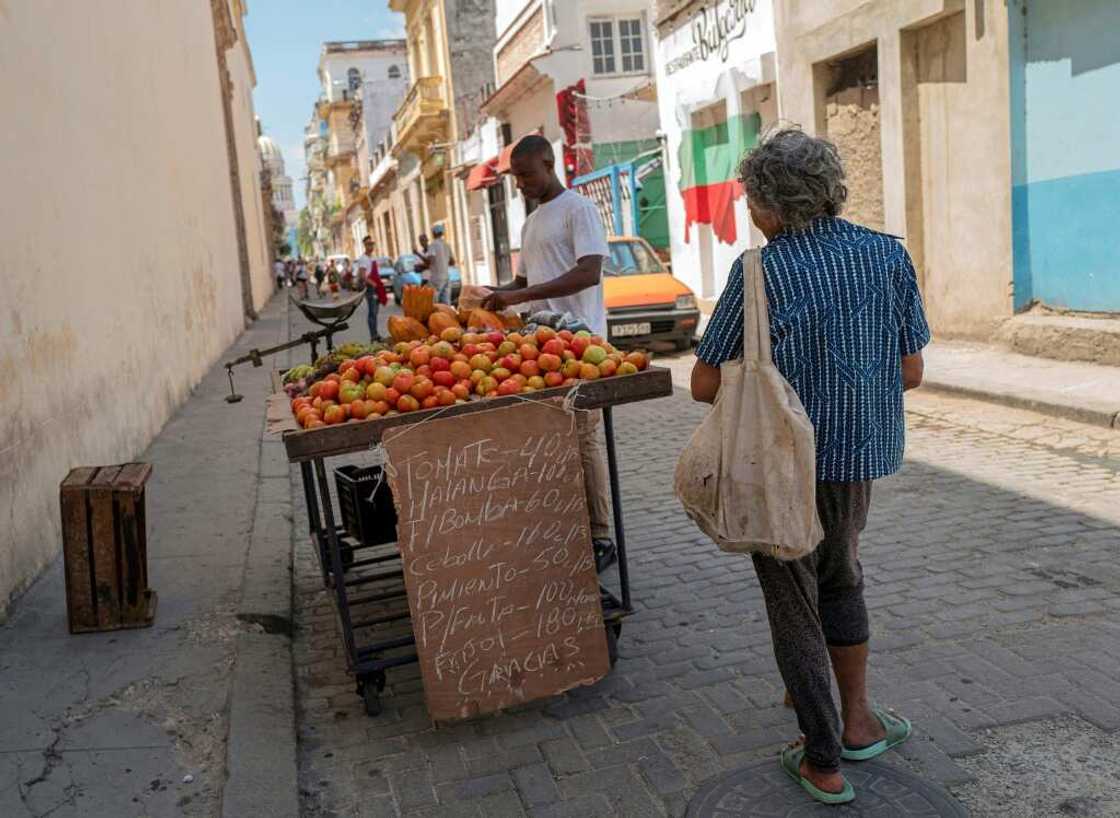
[273, 258, 286, 291]
[314, 259, 325, 293]
[423, 224, 455, 304]
[356, 235, 388, 341]
[295, 257, 309, 300]
[481, 134, 617, 574]
[690, 128, 930, 806]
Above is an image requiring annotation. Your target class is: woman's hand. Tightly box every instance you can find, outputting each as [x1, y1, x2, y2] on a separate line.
[690, 360, 721, 403]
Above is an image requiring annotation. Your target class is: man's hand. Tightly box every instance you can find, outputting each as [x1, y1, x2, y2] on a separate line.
[482, 289, 523, 311]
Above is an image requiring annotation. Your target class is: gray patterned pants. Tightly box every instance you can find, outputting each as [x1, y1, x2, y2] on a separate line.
[751, 481, 873, 773]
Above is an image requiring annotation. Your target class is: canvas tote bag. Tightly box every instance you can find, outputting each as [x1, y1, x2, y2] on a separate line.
[674, 249, 824, 560]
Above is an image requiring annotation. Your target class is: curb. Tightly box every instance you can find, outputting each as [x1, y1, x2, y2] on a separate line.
[919, 378, 1120, 430]
[220, 299, 300, 818]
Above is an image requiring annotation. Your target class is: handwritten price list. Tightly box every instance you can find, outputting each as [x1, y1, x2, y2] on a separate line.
[382, 400, 609, 721]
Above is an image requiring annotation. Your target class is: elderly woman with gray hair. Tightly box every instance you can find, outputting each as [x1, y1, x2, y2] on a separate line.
[691, 128, 930, 805]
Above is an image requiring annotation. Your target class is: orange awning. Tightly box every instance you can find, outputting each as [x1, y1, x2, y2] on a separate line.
[466, 157, 498, 190]
[496, 142, 517, 174]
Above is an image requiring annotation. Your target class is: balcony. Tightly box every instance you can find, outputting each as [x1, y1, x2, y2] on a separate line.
[392, 76, 449, 155]
[326, 142, 356, 168]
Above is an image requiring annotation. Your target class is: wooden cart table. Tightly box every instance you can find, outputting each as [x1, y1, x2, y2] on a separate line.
[279, 367, 673, 716]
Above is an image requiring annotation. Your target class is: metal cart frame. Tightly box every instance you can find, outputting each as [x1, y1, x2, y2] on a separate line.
[282, 368, 673, 715]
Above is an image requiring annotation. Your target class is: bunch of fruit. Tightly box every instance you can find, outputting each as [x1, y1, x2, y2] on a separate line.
[288, 325, 649, 429]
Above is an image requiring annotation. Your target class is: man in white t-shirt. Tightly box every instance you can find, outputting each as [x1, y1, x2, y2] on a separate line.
[420, 224, 455, 304]
[482, 134, 615, 571]
[273, 259, 286, 291]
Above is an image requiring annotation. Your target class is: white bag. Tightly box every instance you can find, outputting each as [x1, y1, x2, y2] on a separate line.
[674, 249, 824, 560]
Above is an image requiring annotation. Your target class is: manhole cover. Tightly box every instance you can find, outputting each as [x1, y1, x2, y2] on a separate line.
[686, 758, 967, 817]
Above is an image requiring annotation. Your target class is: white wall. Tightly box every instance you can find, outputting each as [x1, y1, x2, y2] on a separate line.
[227, 33, 274, 311]
[653, 1, 776, 300]
[321, 48, 409, 101]
[0, 1, 260, 610]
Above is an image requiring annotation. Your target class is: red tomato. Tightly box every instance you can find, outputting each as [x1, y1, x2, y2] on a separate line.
[410, 378, 434, 401]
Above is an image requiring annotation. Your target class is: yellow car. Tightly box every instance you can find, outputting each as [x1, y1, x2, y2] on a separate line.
[604, 236, 699, 351]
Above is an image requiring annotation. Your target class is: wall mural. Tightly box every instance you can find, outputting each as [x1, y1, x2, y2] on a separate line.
[678, 111, 760, 244]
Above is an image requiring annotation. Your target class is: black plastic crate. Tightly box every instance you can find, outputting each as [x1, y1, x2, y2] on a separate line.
[334, 465, 398, 547]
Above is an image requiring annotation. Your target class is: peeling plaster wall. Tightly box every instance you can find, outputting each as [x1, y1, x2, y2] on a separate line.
[773, 0, 1013, 339]
[0, 2, 253, 611]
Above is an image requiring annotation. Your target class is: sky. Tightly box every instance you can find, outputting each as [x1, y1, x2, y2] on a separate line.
[245, 1, 405, 210]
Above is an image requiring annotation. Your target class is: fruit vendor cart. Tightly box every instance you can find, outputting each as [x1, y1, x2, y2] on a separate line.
[274, 367, 672, 716]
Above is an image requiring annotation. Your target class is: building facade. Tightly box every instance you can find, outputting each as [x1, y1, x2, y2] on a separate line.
[0, 0, 272, 611]
[773, 0, 1016, 339]
[386, 0, 498, 272]
[259, 131, 299, 253]
[461, 0, 661, 286]
[653, 0, 777, 304]
[310, 40, 412, 257]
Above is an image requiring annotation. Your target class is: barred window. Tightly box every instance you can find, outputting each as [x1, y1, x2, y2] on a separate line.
[590, 20, 616, 75]
[619, 19, 645, 73]
[590, 17, 646, 75]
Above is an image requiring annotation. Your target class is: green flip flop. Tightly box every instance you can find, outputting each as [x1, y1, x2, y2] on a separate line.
[841, 707, 913, 761]
[779, 745, 855, 805]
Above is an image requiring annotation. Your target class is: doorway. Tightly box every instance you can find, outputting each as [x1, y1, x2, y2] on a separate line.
[488, 180, 513, 284]
[814, 45, 884, 231]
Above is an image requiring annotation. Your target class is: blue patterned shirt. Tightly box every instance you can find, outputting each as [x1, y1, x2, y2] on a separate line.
[696, 217, 931, 482]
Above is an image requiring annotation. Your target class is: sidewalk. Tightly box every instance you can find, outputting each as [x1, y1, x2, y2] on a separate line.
[922, 341, 1120, 429]
[0, 294, 298, 818]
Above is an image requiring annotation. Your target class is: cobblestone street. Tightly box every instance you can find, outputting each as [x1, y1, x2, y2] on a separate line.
[290, 325, 1120, 817]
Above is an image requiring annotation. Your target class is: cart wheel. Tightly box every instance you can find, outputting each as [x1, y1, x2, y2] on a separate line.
[362, 685, 382, 717]
[358, 672, 387, 717]
[605, 622, 621, 667]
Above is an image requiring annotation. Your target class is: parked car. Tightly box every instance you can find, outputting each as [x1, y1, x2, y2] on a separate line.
[372, 255, 395, 289]
[603, 236, 699, 351]
[392, 253, 462, 305]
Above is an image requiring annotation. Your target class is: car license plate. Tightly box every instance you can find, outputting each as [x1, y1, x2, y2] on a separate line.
[612, 322, 651, 337]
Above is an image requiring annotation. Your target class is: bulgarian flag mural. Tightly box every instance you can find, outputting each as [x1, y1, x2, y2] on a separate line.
[678, 112, 761, 245]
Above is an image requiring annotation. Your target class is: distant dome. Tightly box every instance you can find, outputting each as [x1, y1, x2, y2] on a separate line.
[258, 135, 285, 176]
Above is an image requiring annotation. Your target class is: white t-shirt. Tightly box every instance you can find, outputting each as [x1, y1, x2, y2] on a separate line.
[519, 189, 609, 335]
[355, 253, 373, 283]
[427, 238, 452, 286]
[274, 260, 285, 277]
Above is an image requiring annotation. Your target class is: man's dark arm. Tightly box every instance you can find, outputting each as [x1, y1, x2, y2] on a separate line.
[483, 256, 601, 311]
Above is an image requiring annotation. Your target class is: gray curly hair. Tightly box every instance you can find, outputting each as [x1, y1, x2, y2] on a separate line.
[737, 128, 847, 231]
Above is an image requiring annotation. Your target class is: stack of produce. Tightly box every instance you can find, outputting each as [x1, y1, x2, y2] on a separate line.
[280, 341, 387, 397]
[286, 323, 649, 429]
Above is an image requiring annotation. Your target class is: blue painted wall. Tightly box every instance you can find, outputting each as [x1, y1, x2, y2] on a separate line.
[1009, 0, 1120, 312]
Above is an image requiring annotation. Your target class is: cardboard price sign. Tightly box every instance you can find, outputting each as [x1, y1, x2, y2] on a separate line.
[382, 400, 609, 721]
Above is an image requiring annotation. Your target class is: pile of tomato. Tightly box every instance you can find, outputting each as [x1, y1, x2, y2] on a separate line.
[289, 326, 649, 429]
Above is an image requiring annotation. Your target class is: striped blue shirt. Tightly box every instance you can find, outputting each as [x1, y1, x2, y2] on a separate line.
[696, 217, 931, 482]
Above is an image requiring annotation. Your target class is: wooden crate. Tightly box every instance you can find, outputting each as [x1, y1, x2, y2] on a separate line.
[60, 463, 157, 633]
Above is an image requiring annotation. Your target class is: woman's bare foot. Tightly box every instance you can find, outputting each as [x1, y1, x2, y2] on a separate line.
[841, 705, 886, 748]
[799, 757, 846, 794]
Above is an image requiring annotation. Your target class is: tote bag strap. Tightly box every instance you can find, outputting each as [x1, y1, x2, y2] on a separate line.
[740, 249, 771, 364]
